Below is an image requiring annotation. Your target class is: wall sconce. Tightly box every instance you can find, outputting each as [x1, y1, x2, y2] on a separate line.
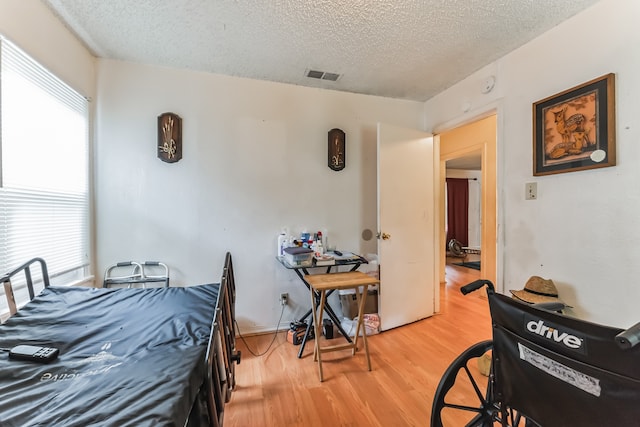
[157, 112, 182, 163]
[328, 128, 345, 171]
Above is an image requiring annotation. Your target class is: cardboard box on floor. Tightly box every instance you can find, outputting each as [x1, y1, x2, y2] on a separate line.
[339, 286, 378, 319]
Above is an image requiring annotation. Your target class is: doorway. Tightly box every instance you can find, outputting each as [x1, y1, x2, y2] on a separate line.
[445, 159, 481, 269]
[437, 115, 497, 289]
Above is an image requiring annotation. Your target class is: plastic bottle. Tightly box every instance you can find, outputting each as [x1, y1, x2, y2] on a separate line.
[321, 229, 329, 251]
[277, 232, 287, 256]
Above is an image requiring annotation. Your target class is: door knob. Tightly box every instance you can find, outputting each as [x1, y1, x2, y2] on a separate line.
[378, 232, 391, 240]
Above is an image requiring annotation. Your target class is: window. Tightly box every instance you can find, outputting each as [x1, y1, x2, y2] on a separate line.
[0, 36, 91, 313]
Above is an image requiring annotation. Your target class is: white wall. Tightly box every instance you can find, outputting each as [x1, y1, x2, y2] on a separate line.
[0, 1, 95, 100]
[426, 0, 640, 327]
[95, 60, 424, 333]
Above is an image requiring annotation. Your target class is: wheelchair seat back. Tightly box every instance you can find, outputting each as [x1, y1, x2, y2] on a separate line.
[489, 292, 640, 426]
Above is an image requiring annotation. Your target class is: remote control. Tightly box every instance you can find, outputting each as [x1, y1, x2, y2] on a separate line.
[9, 345, 59, 363]
[334, 250, 342, 256]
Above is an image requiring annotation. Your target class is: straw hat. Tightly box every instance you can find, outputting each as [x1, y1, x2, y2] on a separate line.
[510, 276, 563, 304]
[477, 351, 492, 377]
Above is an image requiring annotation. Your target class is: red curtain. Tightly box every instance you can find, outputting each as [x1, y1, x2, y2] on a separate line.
[446, 178, 469, 247]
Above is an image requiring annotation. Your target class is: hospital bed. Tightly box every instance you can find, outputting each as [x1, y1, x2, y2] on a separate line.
[0, 254, 240, 427]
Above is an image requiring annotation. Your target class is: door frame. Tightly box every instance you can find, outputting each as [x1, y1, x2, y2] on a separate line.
[436, 114, 498, 309]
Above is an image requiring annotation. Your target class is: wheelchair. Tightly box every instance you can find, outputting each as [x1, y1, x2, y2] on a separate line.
[431, 280, 640, 426]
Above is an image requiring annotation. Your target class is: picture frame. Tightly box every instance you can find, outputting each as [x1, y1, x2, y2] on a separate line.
[533, 73, 615, 176]
[328, 128, 346, 171]
[157, 112, 182, 163]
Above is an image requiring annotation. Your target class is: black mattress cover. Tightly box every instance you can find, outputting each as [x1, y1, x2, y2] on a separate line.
[0, 284, 219, 427]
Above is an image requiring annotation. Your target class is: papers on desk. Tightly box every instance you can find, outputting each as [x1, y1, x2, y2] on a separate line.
[312, 251, 363, 267]
[314, 254, 335, 266]
[327, 251, 361, 261]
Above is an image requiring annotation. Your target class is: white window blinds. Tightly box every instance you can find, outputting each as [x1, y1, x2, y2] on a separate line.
[0, 36, 90, 311]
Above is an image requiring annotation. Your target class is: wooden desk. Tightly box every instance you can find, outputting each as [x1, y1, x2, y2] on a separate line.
[306, 271, 380, 382]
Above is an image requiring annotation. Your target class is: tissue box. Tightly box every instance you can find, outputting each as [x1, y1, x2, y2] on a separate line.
[283, 247, 313, 267]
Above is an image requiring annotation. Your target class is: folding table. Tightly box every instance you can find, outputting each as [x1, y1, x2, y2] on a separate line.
[276, 253, 368, 358]
[307, 271, 380, 381]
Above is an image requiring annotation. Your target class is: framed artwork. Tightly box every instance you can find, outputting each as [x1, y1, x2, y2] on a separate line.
[328, 128, 345, 171]
[158, 112, 182, 163]
[533, 73, 615, 176]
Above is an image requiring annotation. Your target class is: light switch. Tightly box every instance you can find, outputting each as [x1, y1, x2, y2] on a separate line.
[525, 182, 537, 200]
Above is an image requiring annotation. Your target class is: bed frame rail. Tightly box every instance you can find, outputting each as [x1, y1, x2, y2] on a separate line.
[1, 257, 50, 316]
[204, 252, 241, 427]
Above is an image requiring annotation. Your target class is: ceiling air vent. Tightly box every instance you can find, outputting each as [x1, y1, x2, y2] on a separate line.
[321, 72, 340, 81]
[306, 69, 341, 81]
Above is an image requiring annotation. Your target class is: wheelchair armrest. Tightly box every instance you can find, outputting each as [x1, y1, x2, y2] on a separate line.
[615, 321, 640, 349]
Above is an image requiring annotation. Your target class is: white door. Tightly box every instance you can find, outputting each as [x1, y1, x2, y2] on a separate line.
[377, 123, 438, 331]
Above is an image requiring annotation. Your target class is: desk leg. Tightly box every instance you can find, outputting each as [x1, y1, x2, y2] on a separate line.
[353, 285, 371, 371]
[297, 308, 312, 323]
[294, 268, 314, 359]
[311, 287, 327, 381]
[297, 312, 314, 359]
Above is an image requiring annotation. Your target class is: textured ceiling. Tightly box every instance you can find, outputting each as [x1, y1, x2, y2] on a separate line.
[44, 0, 600, 101]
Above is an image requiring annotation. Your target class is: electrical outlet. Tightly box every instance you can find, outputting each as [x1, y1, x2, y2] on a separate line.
[280, 293, 288, 306]
[525, 182, 537, 200]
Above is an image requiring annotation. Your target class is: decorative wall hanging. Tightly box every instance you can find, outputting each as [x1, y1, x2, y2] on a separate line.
[328, 128, 345, 171]
[533, 73, 615, 176]
[157, 112, 182, 163]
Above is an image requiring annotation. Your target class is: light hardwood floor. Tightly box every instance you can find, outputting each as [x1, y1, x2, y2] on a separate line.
[225, 263, 490, 426]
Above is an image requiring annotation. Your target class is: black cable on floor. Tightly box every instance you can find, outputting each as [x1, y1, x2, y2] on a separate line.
[234, 303, 286, 357]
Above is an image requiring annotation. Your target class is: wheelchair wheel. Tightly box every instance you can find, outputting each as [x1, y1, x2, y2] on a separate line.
[431, 340, 536, 427]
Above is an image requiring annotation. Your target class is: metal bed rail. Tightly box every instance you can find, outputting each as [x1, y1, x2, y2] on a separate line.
[204, 252, 241, 427]
[1, 257, 50, 316]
